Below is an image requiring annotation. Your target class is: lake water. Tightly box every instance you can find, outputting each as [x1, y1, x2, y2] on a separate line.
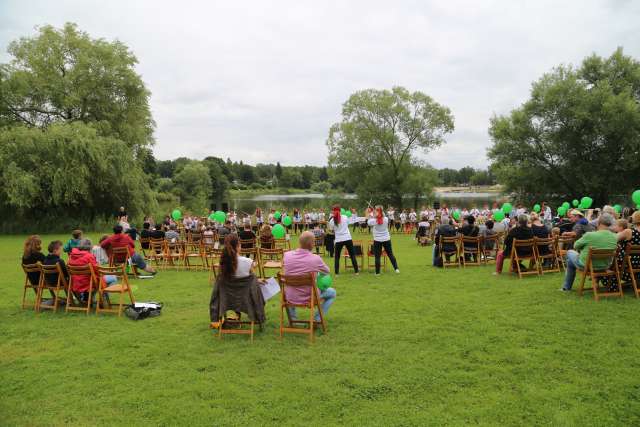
[228, 191, 504, 213]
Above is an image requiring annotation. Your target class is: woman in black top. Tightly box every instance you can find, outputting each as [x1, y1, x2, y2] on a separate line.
[22, 235, 45, 289]
[530, 212, 550, 256]
[495, 215, 533, 274]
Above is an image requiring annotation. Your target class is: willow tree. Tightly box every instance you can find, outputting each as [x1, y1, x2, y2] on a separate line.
[327, 86, 454, 207]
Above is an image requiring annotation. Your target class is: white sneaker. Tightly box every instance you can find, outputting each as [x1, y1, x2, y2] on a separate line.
[395, 269, 400, 273]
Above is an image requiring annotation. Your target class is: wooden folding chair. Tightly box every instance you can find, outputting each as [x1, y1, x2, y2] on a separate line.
[534, 237, 560, 274]
[482, 235, 499, 264]
[21, 263, 42, 310]
[239, 238, 256, 251]
[184, 242, 205, 271]
[274, 237, 291, 251]
[366, 241, 387, 272]
[259, 248, 284, 278]
[205, 247, 223, 284]
[509, 239, 539, 278]
[461, 236, 482, 267]
[343, 240, 364, 271]
[148, 238, 166, 269]
[139, 237, 150, 259]
[164, 240, 185, 270]
[66, 265, 98, 315]
[109, 246, 139, 277]
[209, 277, 259, 342]
[38, 264, 69, 313]
[277, 273, 326, 343]
[626, 244, 640, 298]
[439, 236, 461, 268]
[96, 265, 135, 316]
[190, 232, 202, 244]
[577, 247, 622, 301]
[556, 236, 575, 270]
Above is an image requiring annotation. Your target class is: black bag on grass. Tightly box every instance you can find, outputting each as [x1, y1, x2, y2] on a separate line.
[124, 302, 163, 320]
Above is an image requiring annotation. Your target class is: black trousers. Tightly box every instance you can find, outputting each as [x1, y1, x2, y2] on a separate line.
[373, 240, 399, 274]
[334, 239, 358, 274]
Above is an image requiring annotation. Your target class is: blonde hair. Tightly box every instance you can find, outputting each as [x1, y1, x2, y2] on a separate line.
[551, 227, 560, 237]
[260, 224, 271, 235]
[616, 219, 629, 231]
[632, 211, 640, 225]
[529, 212, 539, 222]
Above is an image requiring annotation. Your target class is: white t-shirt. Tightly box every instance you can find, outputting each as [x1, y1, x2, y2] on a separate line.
[367, 217, 391, 242]
[234, 255, 253, 278]
[329, 215, 352, 243]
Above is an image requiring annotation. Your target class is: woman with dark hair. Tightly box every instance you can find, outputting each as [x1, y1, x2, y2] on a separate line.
[367, 205, 400, 275]
[220, 234, 254, 279]
[328, 204, 359, 275]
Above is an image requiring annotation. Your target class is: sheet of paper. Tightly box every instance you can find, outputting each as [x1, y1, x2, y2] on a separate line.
[260, 277, 280, 301]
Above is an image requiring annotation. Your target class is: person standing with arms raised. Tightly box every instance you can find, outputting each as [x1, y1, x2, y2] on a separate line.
[367, 206, 400, 275]
[328, 205, 359, 275]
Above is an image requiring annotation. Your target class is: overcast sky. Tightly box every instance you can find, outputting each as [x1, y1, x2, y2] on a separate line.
[1, 1, 638, 168]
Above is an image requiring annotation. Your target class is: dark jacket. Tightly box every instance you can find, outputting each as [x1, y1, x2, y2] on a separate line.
[210, 273, 266, 324]
[436, 224, 458, 253]
[504, 226, 534, 256]
[460, 224, 480, 248]
[22, 252, 45, 286]
[531, 224, 551, 255]
[43, 254, 69, 285]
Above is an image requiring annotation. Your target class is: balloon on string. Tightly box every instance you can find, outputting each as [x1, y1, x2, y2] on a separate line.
[572, 199, 579, 207]
[533, 204, 541, 213]
[557, 206, 567, 217]
[493, 211, 505, 222]
[452, 210, 461, 221]
[562, 202, 570, 210]
[272, 224, 286, 239]
[171, 209, 182, 221]
[282, 216, 293, 226]
[274, 211, 282, 220]
[208, 212, 216, 221]
[501, 203, 513, 215]
[632, 189, 640, 205]
[317, 273, 333, 291]
[580, 196, 593, 209]
[213, 210, 226, 223]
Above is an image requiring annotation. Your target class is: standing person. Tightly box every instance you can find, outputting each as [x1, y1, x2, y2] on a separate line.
[255, 208, 264, 233]
[367, 206, 400, 275]
[387, 207, 395, 231]
[328, 205, 359, 275]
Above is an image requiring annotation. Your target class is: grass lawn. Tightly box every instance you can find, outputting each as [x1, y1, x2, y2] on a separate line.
[2, 232, 640, 426]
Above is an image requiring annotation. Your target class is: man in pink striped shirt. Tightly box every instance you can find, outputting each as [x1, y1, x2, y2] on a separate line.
[283, 231, 337, 321]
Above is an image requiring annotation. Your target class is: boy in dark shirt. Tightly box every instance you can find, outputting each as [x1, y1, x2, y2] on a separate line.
[43, 240, 70, 285]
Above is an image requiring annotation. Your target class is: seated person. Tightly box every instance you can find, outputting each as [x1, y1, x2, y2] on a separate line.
[238, 224, 257, 248]
[91, 235, 110, 265]
[494, 214, 533, 274]
[530, 212, 551, 257]
[100, 225, 157, 275]
[63, 230, 83, 254]
[561, 210, 594, 240]
[416, 215, 430, 244]
[125, 223, 138, 242]
[561, 213, 617, 291]
[433, 216, 457, 266]
[283, 231, 336, 322]
[217, 221, 232, 244]
[69, 239, 117, 303]
[209, 234, 265, 325]
[43, 240, 70, 285]
[259, 224, 274, 249]
[481, 220, 497, 251]
[22, 235, 45, 296]
[165, 224, 180, 242]
[460, 215, 480, 261]
[203, 226, 215, 245]
[140, 223, 153, 249]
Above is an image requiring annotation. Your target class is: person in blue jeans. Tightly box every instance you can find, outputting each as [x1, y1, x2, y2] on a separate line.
[561, 213, 617, 291]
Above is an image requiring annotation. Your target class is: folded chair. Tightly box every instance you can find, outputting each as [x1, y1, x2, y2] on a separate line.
[21, 263, 42, 310]
[38, 264, 69, 313]
[277, 273, 326, 343]
[461, 236, 482, 267]
[259, 248, 284, 278]
[96, 265, 135, 316]
[626, 244, 640, 298]
[509, 239, 540, 278]
[66, 265, 98, 315]
[534, 237, 560, 274]
[439, 236, 461, 268]
[343, 240, 364, 271]
[577, 247, 622, 301]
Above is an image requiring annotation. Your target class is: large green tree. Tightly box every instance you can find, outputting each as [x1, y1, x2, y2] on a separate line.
[173, 161, 212, 213]
[488, 48, 640, 205]
[327, 86, 454, 207]
[0, 23, 154, 152]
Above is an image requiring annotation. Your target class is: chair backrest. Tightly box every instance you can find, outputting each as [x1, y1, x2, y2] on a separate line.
[22, 263, 42, 286]
[277, 272, 316, 306]
[483, 234, 498, 250]
[150, 238, 164, 252]
[110, 246, 131, 265]
[185, 242, 202, 254]
[462, 236, 481, 249]
[68, 264, 97, 288]
[557, 236, 575, 249]
[260, 248, 284, 261]
[97, 265, 127, 280]
[534, 237, 554, 252]
[41, 263, 68, 287]
[190, 232, 202, 243]
[439, 236, 459, 253]
[239, 239, 256, 249]
[239, 246, 257, 257]
[586, 247, 616, 270]
[512, 239, 535, 257]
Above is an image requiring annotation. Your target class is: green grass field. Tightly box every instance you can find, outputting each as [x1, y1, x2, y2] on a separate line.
[2, 232, 640, 426]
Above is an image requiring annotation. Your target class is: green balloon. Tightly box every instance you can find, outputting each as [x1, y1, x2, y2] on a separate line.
[208, 212, 215, 220]
[572, 199, 579, 207]
[633, 190, 640, 205]
[171, 209, 182, 221]
[282, 215, 292, 226]
[562, 202, 570, 209]
[340, 208, 346, 215]
[213, 210, 226, 223]
[452, 210, 461, 220]
[558, 206, 567, 217]
[317, 273, 332, 291]
[501, 203, 513, 215]
[345, 210, 352, 218]
[613, 204, 622, 214]
[493, 211, 505, 222]
[580, 196, 593, 209]
[533, 204, 541, 213]
[272, 224, 286, 239]
[274, 211, 282, 220]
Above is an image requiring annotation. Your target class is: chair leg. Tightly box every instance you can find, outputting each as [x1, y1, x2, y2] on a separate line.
[578, 271, 587, 296]
[309, 306, 315, 343]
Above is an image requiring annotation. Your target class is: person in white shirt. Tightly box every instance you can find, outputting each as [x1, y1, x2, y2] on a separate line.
[387, 208, 395, 230]
[367, 206, 400, 275]
[328, 205, 359, 275]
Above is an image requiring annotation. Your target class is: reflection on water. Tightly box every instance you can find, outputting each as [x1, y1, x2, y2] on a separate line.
[229, 191, 503, 212]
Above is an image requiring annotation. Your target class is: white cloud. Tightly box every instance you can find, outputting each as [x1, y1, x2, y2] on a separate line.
[1, 0, 638, 168]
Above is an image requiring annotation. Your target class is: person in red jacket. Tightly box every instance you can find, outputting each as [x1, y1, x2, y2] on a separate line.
[68, 239, 117, 304]
[100, 225, 157, 275]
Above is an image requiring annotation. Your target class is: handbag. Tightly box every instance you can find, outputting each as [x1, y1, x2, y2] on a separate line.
[124, 302, 163, 320]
